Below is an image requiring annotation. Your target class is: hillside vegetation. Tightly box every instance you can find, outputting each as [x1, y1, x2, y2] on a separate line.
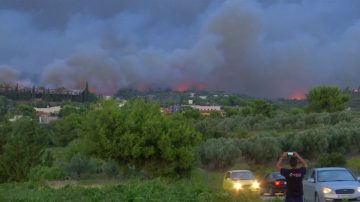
[0, 86, 359, 201]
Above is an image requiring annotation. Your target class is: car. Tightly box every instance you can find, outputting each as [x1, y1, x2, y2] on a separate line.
[260, 172, 287, 196]
[303, 167, 360, 202]
[223, 170, 260, 193]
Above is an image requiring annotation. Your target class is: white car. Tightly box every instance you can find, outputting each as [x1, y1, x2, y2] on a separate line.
[303, 167, 360, 202]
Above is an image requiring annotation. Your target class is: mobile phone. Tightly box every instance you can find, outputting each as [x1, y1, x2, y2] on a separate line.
[287, 152, 294, 156]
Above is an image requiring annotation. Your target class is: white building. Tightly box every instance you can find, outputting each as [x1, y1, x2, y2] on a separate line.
[34, 106, 61, 124]
[190, 105, 223, 116]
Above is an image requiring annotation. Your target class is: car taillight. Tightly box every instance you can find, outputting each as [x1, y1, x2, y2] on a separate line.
[274, 181, 281, 187]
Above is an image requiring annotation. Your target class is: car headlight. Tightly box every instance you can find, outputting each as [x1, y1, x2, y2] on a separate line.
[357, 187, 360, 192]
[233, 182, 242, 190]
[322, 187, 332, 194]
[252, 181, 260, 189]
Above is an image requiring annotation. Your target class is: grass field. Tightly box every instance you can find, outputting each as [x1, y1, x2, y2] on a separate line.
[0, 169, 283, 202]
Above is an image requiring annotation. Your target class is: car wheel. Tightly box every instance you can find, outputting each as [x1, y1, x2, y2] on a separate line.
[315, 193, 321, 202]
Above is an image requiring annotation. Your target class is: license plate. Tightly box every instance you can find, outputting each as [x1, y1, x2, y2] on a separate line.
[338, 194, 352, 198]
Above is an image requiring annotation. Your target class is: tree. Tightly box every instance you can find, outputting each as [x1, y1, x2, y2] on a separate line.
[199, 138, 241, 170]
[0, 118, 45, 182]
[50, 113, 83, 146]
[240, 135, 281, 164]
[241, 100, 276, 118]
[291, 130, 328, 159]
[59, 104, 84, 117]
[307, 86, 350, 113]
[0, 96, 12, 121]
[13, 104, 37, 119]
[84, 99, 202, 177]
[65, 153, 96, 179]
[182, 108, 203, 120]
[316, 153, 346, 167]
[251, 100, 276, 118]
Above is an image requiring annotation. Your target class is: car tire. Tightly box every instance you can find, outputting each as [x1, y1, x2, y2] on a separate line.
[315, 193, 321, 202]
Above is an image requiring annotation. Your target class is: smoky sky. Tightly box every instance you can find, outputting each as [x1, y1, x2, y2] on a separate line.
[1, 0, 360, 97]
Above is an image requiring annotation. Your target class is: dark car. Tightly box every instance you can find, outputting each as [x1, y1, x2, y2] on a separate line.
[261, 172, 287, 195]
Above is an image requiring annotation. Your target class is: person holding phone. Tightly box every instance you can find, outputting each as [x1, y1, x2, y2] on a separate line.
[276, 152, 308, 202]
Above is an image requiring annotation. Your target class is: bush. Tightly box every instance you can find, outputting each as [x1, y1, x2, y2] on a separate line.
[316, 153, 346, 167]
[85, 99, 202, 177]
[28, 166, 67, 181]
[326, 128, 352, 154]
[291, 130, 328, 159]
[65, 153, 96, 179]
[199, 138, 241, 170]
[347, 159, 360, 176]
[102, 160, 120, 178]
[307, 86, 349, 113]
[240, 135, 281, 164]
[0, 118, 46, 182]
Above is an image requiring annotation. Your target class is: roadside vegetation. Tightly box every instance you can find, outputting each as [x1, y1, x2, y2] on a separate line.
[0, 86, 359, 201]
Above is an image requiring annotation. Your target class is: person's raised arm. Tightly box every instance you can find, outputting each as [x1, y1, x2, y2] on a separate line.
[294, 152, 308, 168]
[276, 152, 288, 171]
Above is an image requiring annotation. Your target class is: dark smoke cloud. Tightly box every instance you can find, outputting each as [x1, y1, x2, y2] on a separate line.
[0, 66, 20, 84]
[0, 0, 360, 97]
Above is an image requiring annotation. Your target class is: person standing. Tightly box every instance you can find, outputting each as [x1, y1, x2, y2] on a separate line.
[276, 152, 308, 202]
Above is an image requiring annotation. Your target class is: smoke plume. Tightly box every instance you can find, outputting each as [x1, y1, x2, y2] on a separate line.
[0, 0, 360, 97]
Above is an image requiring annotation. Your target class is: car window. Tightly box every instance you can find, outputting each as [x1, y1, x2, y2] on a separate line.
[305, 169, 314, 180]
[318, 170, 356, 182]
[231, 171, 255, 180]
[272, 173, 285, 180]
[310, 170, 316, 180]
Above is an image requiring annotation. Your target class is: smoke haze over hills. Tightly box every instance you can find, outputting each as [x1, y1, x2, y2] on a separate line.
[0, 0, 360, 97]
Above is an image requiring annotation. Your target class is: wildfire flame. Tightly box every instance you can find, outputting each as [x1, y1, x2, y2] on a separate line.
[289, 90, 306, 100]
[174, 83, 206, 92]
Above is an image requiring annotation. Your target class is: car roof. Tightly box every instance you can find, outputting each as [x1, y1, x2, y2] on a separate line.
[315, 167, 348, 171]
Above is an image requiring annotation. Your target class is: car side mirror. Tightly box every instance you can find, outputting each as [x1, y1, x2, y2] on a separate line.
[307, 178, 315, 183]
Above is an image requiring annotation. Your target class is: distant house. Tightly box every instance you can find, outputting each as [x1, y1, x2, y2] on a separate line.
[191, 105, 222, 116]
[9, 115, 23, 122]
[199, 96, 207, 100]
[34, 106, 61, 115]
[34, 106, 61, 124]
[39, 116, 59, 124]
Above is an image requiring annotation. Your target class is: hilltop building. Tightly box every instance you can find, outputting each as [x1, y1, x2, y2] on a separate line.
[190, 105, 223, 116]
[35, 106, 61, 124]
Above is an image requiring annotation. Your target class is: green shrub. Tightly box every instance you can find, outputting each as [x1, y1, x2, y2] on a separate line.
[199, 138, 241, 170]
[0, 118, 46, 182]
[347, 159, 360, 176]
[291, 130, 328, 159]
[102, 160, 120, 178]
[85, 99, 202, 177]
[240, 135, 281, 164]
[28, 166, 67, 181]
[65, 153, 96, 179]
[316, 153, 346, 167]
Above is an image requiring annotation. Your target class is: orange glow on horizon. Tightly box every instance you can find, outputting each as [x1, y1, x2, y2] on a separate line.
[174, 83, 192, 92]
[174, 83, 206, 92]
[289, 90, 306, 100]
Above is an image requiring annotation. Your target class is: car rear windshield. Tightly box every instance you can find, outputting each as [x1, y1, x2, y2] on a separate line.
[272, 173, 285, 180]
[318, 170, 356, 182]
[231, 172, 255, 180]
